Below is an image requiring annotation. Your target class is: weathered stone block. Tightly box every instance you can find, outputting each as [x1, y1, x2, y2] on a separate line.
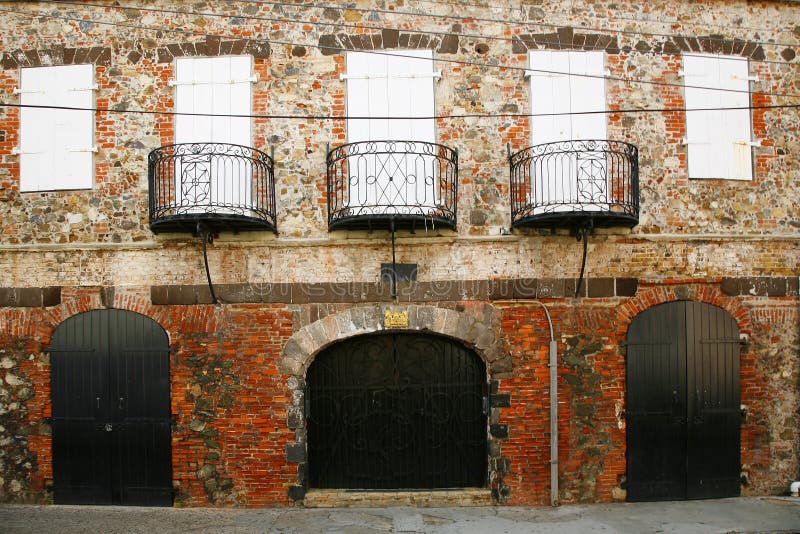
[491, 393, 511, 408]
[615, 278, 638, 297]
[490, 424, 508, 439]
[288, 485, 306, 501]
[286, 443, 306, 463]
[587, 278, 614, 298]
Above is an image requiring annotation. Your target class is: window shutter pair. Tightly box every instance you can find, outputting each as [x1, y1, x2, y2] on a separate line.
[18, 64, 95, 192]
[342, 51, 439, 212]
[527, 51, 609, 212]
[528, 51, 608, 144]
[170, 56, 256, 211]
[172, 56, 254, 147]
[345, 50, 436, 143]
[682, 54, 754, 180]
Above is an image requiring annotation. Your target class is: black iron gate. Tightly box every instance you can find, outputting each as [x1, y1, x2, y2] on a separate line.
[50, 309, 172, 506]
[306, 333, 487, 489]
[626, 301, 741, 502]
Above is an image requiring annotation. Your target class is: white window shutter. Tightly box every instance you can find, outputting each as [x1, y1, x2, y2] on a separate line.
[387, 50, 435, 143]
[60, 64, 94, 190]
[530, 51, 571, 144]
[346, 52, 381, 142]
[19, 64, 94, 191]
[569, 51, 607, 140]
[227, 56, 252, 147]
[19, 68, 51, 192]
[175, 57, 203, 143]
[684, 54, 721, 178]
[719, 56, 752, 180]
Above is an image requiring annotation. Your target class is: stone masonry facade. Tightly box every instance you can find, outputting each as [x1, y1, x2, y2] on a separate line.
[0, 0, 798, 507]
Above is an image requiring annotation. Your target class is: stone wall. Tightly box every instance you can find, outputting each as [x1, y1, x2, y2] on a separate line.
[0, 0, 797, 254]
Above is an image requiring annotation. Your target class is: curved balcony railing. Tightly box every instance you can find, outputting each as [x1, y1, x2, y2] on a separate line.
[148, 143, 277, 234]
[327, 140, 458, 231]
[510, 140, 639, 229]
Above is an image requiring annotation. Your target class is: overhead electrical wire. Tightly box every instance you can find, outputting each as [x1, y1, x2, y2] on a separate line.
[2, 101, 798, 122]
[42, 0, 800, 67]
[5, 5, 800, 100]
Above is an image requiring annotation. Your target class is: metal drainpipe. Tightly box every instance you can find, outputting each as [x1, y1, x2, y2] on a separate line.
[531, 301, 558, 506]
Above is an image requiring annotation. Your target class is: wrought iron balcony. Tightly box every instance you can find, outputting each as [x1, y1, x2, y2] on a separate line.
[327, 140, 458, 231]
[510, 140, 639, 229]
[148, 143, 277, 234]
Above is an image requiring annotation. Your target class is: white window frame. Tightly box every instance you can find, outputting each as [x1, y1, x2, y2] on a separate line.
[682, 53, 755, 181]
[527, 50, 610, 212]
[16, 64, 96, 192]
[343, 50, 440, 213]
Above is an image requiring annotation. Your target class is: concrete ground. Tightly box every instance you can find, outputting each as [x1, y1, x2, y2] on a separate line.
[2, 497, 800, 533]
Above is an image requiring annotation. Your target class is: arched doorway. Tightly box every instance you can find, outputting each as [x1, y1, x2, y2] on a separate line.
[626, 301, 741, 501]
[306, 333, 487, 489]
[50, 309, 172, 506]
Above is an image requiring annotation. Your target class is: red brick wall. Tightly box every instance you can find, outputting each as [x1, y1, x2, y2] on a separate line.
[0, 291, 296, 506]
[494, 281, 792, 505]
[0, 280, 796, 505]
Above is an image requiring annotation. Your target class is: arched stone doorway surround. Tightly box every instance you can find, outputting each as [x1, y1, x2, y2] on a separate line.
[278, 304, 511, 503]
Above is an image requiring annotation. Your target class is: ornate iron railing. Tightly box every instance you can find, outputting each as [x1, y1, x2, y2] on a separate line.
[148, 143, 277, 234]
[327, 140, 458, 230]
[510, 140, 639, 229]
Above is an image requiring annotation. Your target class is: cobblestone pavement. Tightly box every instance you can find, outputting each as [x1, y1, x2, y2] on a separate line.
[2, 497, 800, 533]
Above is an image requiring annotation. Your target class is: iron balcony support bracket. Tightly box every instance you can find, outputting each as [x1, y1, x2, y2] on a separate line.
[390, 218, 398, 301]
[574, 217, 594, 298]
[197, 221, 219, 305]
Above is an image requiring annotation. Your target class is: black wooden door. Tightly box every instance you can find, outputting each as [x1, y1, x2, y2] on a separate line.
[307, 333, 487, 489]
[626, 301, 740, 502]
[50, 310, 172, 506]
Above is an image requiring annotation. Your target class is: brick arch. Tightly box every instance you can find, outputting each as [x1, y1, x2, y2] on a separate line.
[616, 283, 752, 336]
[279, 304, 508, 377]
[39, 289, 206, 347]
[37, 289, 226, 357]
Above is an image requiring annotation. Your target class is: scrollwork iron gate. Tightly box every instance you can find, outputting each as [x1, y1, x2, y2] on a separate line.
[306, 333, 487, 489]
